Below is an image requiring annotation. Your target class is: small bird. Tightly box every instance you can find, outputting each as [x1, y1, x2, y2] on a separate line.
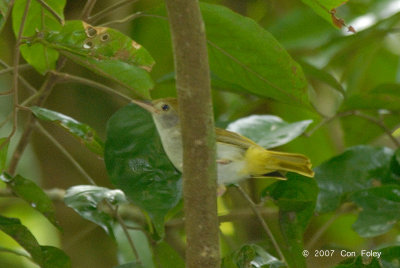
[132, 98, 314, 186]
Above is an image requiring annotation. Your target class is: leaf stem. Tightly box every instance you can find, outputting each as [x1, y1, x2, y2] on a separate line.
[236, 185, 286, 264]
[88, 0, 138, 24]
[35, 0, 64, 25]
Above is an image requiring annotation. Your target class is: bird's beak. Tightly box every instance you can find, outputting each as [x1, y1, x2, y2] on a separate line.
[131, 99, 157, 114]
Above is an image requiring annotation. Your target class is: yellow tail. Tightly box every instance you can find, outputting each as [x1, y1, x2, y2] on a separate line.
[245, 146, 314, 178]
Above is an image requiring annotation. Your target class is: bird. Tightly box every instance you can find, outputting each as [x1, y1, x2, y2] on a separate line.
[131, 98, 314, 187]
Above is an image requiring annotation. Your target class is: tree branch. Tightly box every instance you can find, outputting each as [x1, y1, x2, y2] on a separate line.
[165, 1, 219, 267]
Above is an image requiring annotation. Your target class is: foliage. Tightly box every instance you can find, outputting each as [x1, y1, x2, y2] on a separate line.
[0, 0, 400, 267]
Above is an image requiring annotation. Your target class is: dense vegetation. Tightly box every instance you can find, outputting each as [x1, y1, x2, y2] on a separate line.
[0, 0, 400, 267]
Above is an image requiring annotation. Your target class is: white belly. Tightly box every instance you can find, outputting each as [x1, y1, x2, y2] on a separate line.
[155, 123, 248, 184]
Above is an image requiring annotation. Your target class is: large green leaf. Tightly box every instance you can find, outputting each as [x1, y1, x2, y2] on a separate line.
[12, 0, 65, 74]
[40, 246, 71, 268]
[0, 173, 60, 230]
[264, 174, 318, 268]
[41, 20, 154, 99]
[0, 215, 70, 267]
[301, 0, 348, 28]
[341, 83, 400, 111]
[202, 3, 310, 107]
[315, 146, 394, 213]
[227, 115, 312, 149]
[64, 185, 127, 239]
[104, 104, 182, 237]
[221, 244, 285, 268]
[351, 185, 400, 237]
[0, 0, 12, 33]
[0, 215, 43, 265]
[0, 137, 8, 172]
[31, 106, 104, 156]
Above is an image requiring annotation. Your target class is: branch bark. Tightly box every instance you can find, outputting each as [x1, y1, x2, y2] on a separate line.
[164, 1, 220, 267]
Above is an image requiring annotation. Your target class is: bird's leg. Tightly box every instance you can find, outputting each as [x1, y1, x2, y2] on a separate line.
[217, 159, 232, 165]
[217, 184, 226, 196]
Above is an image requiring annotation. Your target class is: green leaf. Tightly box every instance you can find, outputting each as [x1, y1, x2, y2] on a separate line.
[0, 137, 9, 172]
[152, 241, 184, 268]
[351, 185, 400, 237]
[42, 20, 154, 99]
[64, 185, 127, 239]
[335, 255, 381, 268]
[40, 246, 71, 268]
[104, 103, 182, 237]
[301, 0, 347, 28]
[0, 173, 60, 230]
[300, 60, 345, 96]
[380, 246, 400, 267]
[264, 174, 318, 268]
[0, 0, 12, 33]
[114, 262, 144, 268]
[0, 215, 43, 265]
[202, 3, 310, 108]
[341, 83, 400, 111]
[315, 146, 394, 213]
[227, 115, 312, 149]
[221, 244, 285, 268]
[31, 106, 104, 156]
[12, 0, 65, 74]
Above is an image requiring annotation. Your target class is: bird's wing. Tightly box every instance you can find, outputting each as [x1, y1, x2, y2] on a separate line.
[215, 128, 259, 149]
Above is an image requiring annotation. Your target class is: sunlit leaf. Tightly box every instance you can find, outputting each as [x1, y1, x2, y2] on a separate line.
[0, 0, 12, 33]
[202, 3, 310, 107]
[0, 137, 8, 172]
[351, 185, 400, 237]
[153, 241, 184, 268]
[264, 174, 317, 267]
[315, 146, 395, 213]
[221, 244, 285, 268]
[40, 246, 71, 268]
[0, 215, 43, 265]
[31, 106, 104, 156]
[12, 0, 65, 74]
[104, 104, 182, 237]
[227, 115, 312, 149]
[64, 185, 127, 239]
[0, 173, 60, 230]
[41, 20, 154, 98]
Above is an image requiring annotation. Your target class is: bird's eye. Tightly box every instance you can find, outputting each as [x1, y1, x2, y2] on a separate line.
[161, 104, 170, 111]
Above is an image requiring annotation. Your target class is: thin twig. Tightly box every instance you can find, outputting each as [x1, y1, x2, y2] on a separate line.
[0, 63, 30, 75]
[236, 185, 286, 264]
[0, 0, 32, 153]
[353, 111, 400, 148]
[35, 0, 64, 25]
[35, 123, 96, 185]
[0, 60, 36, 94]
[51, 71, 131, 102]
[305, 111, 354, 137]
[111, 205, 142, 263]
[88, 0, 138, 24]
[81, 0, 97, 21]
[99, 12, 142, 27]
